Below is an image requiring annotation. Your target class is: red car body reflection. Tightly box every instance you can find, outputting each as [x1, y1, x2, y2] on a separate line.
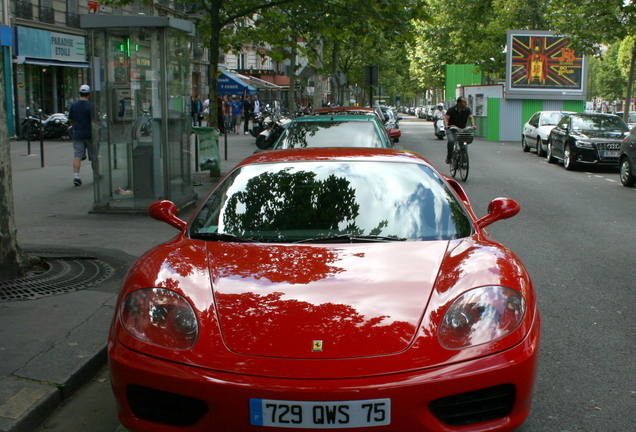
[109, 148, 540, 432]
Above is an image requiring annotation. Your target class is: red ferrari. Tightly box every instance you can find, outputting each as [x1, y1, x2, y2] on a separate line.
[109, 148, 540, 432]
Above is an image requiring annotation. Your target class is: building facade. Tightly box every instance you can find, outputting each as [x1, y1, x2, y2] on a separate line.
[5, 0, 212, 138]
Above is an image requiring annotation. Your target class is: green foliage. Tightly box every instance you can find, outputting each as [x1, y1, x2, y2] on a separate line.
[588, 44, 626, 100]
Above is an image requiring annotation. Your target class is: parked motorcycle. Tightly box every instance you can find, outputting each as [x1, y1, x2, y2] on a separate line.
[248, 111, 266, 137]
[255, 112, 291, 149]
[21, 108, 72, 141]
[435, 118, 446, 140]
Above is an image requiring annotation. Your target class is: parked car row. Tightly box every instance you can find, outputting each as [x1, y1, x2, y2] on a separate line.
[523, 111, 636, 187]
[415, 105, 436, 120]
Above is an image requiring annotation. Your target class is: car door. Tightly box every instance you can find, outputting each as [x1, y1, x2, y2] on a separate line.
[550, 116, 570, 158]
[524, 112, 540, 141]
[627, 127, 636, 166]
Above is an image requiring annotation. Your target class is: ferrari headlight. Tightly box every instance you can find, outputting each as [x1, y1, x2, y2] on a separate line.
[576, 140, 594, 149]
[120, 288, 198, 350]
[439, 286, 525, 349]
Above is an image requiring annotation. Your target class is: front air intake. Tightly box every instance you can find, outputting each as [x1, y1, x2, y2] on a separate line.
[127, 385, 208, 426]
[429, 384, 515, 426]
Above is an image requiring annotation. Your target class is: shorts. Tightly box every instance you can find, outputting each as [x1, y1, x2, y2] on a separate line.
[73, 139, 96, 161]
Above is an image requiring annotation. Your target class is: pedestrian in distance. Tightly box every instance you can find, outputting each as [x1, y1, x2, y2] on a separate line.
[68, 85, 96, 187]
[217, 96, 226, 134]
[223, 95, 232, 132]
[444, 96, 477, 164]
[243, 95, 253, 134]
[252, 94, 261, 114]
[230, 96, 243, 134]
[191, 94, 203, 126]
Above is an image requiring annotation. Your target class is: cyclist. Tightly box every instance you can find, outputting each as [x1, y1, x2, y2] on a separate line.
[444, 97, 477, 164]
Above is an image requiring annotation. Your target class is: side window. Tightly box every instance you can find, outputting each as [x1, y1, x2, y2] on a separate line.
[557, 117, 570, 130]
[530, 113, 540, 127]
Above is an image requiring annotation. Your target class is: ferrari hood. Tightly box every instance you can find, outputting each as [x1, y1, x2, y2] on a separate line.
[207, 242, 448, 359]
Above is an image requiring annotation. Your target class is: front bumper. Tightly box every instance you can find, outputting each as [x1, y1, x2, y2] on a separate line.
[574, 143, 621, 165]
[109, 312, 540, 432]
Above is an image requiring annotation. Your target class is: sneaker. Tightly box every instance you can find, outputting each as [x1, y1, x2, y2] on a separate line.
[245, 132, 249, 135]
[74, 178, 82, 186]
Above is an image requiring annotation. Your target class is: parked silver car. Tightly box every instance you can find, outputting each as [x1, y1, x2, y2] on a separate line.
[522, 111, 574, 156]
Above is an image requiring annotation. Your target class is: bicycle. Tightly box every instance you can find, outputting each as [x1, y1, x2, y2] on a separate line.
[448, 126, 475, 181]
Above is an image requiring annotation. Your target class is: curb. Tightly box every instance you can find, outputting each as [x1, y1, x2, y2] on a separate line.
[0, 305, 113, 432]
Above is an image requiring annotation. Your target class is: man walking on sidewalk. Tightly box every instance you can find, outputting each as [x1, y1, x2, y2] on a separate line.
[68, 85, 95, 187]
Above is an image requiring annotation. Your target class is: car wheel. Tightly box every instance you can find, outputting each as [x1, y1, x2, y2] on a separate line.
[546, 140, 557, 164]
[563, 145, 577, 170]
[521, 135, 531, 152]
[620, 157, 636, 187]
[536, 137, 546, 157]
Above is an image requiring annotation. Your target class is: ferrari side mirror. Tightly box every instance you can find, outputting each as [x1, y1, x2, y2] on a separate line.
[476, 197, 520, 229]
[148, 200, 187, 231]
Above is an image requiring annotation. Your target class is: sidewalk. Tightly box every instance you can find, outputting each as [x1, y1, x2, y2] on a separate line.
[0, 129, 259, 432]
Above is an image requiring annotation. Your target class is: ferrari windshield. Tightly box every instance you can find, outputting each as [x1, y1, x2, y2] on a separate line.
[190, 160, 473, 243]
[273, 120, 387, 149]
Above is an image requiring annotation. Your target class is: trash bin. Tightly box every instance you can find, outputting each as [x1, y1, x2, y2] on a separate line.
[192, 127, 221, 177]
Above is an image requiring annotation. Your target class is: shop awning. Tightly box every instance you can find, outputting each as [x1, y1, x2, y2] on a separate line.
[217, 68, 257, 95]
[17, 57, 89, 68]
[246, 75, 285, 90]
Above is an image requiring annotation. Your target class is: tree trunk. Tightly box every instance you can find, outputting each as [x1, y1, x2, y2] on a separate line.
[0, 51, 41, 281]
[313, 37, 324, 109]
[289, 33, 298, 113]
[624, 38, 636, 121]
[332, 41, 340, 105]
[205, 1, 223, 131]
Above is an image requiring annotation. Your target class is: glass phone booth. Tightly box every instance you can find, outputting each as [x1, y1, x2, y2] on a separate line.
[80, 15, 196, 213]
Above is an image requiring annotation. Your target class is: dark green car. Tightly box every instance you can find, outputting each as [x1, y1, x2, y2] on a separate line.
[272, 115, 394, 150]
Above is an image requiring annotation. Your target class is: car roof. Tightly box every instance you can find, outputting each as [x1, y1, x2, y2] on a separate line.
[237, 147, 428, 168]
[314, 106, 375, 114]
[291, 114, 379, 123]
[567, 112, 617, 117]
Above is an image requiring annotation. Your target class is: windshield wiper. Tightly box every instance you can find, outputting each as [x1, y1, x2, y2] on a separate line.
[190, 232, 258, 242]
[294, 234, 407, 244]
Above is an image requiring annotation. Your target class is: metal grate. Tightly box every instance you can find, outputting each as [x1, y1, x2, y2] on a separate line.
[429, 384, 515, 426]
[0, 257, 114, 302]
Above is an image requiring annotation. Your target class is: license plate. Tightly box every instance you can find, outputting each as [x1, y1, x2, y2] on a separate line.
[250, 398, 391, 429]
[601, 150, 619, 158]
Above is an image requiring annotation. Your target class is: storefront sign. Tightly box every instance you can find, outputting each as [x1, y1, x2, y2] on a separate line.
[14, 26, 86, 63]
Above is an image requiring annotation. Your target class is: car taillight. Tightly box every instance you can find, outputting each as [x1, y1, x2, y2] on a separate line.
[120, 288, 198, 350]
[439, 286, 526, 349]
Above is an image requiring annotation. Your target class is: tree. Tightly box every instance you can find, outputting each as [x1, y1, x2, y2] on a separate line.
[103, 0, 304, 128]
[588, 43, 625, 102]
[408, 0, 551, 90]
[548, 0, 636, 119]
[249, 0, 425, 107]
[0, 53, 41, 281]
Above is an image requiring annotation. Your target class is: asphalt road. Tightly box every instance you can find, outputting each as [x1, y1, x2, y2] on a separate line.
[35, 115, 636, 432]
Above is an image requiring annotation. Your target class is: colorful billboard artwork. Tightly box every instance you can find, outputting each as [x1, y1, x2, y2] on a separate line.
[505, 31, 587, 100]
[511, 35, 583, 89]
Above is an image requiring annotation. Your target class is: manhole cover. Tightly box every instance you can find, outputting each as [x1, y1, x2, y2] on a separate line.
[0, 257, 114, 301]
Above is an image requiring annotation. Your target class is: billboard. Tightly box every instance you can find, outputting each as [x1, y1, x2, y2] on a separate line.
[505, 30, 587, 100]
